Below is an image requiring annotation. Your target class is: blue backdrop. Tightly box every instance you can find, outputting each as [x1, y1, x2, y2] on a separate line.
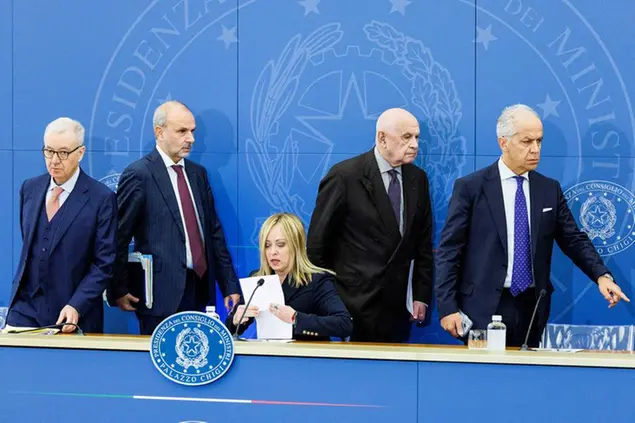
[1, 0, 634, 343]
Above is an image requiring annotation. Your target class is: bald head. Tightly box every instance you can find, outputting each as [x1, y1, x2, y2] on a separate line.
[153, 100, 196, 163]
[375, 108, 420, 167]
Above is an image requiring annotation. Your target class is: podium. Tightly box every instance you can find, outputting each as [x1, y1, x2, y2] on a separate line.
[0, 335, 634, 422]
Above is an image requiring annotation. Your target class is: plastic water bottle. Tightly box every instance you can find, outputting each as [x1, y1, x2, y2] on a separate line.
[487, 315, 507, 352]
[205, 306, 220, 321]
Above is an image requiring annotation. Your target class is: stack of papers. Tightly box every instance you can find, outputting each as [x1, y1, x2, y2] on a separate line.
[239, 275, 291, 340]
[128, 252, 153, 309]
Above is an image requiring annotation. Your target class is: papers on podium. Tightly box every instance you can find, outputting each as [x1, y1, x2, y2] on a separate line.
[239, 275, 292, 340]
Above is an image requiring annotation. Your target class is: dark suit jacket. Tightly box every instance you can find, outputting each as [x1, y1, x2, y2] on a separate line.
[306, 149, 433, 342]
[108, 148, 239, 317]
[9, 169, 117, 333]
[435, 162, 610, 332]
[226, 272, 353, 341]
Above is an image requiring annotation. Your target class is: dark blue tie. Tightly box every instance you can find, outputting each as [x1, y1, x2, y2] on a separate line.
[387, 169, 401, 228]
[511, 176, 532, 296]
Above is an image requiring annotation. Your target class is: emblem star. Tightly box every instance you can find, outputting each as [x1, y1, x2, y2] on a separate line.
[217, 25, 238, 49]
[298, 0, 320, 16]
[587, 205, 609, 226]
[475, 25, 498, 51]
[389, 0, 411, 15]
[537, 94, 561, 119]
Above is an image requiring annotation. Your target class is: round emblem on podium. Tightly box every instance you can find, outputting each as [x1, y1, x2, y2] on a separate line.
[150, 311, 234, 386]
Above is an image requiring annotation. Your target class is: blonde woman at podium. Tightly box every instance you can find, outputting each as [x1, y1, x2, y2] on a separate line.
[227, 213, 353, 341]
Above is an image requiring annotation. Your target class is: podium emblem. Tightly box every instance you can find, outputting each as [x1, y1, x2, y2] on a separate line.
[150, 312, 234, 386]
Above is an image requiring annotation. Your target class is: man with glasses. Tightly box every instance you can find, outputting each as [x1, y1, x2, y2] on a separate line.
[6, 117, 117, 333]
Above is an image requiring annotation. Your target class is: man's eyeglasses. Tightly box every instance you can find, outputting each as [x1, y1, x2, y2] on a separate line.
[42, 145, 82, 161]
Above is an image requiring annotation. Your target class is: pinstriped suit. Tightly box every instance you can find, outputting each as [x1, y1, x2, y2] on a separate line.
[108, 147, 239, 333]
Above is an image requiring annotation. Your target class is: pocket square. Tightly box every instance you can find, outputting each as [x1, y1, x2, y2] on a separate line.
[542, 207, 553, 212]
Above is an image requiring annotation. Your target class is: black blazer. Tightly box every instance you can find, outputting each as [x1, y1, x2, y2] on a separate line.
[435, 162, 610, 332]
[226, 272, 353, 341]
[108, 148, 240, 317]
[306, 149, 433, 342]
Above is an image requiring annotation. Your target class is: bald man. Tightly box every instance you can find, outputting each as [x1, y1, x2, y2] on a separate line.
[435, 104, 628, 348]
[307, 108, 433, 343]
[109, 101, 241, 335]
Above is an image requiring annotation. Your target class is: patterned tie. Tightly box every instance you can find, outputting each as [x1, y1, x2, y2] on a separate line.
[387, 169, 401, 229]
[511, 176, 533, 296]
[172, 165, 208, 279]
[46, 186, 64, 221]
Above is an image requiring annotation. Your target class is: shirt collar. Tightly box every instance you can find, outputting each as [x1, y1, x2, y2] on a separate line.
[49, 166, 81, 194]
[374, 146, 401, 175]
[498, 157, 528, 181]
[156, 144, 185, 169]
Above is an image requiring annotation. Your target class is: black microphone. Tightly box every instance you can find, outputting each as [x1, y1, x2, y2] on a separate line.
[520, 289, 547, 351]
[233, 278, 265, 339]
[6, 322, 84, 335]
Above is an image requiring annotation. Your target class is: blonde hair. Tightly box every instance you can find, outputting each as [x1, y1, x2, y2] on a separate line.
[255, 213, 334, 287]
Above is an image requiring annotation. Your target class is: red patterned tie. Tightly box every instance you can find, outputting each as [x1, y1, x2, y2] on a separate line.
[172, 165, 207, 279]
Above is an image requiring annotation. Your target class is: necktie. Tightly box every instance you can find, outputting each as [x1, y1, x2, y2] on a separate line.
[387, 169, 401, 230]
[46, 186, 64, 221]
[510, 176, 533, 296]
[172, 165, 208, 279]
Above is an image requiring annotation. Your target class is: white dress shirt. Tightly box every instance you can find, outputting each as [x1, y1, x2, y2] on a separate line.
[156, 145, 205, 270]
[46, 166, 81, 207]
[374, 146, 404, 235]
[498, 158, 534, 288]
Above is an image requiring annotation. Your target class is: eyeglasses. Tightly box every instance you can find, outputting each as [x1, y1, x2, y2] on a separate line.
[42, 145, 82, 161]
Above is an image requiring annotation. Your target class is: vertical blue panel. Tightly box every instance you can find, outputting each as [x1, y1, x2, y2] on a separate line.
[0, 0, 11, 150]
[0, 151, 13, 306]
[419, 361, 635, 423]
[475, 0, 635, 163]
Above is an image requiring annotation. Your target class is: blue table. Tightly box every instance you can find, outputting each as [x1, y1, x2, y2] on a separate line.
[1, 335, 634, 422]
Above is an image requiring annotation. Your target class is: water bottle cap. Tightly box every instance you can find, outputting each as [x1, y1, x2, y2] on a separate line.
[206, 306, 216, 313]
[492, 315, 502, 321]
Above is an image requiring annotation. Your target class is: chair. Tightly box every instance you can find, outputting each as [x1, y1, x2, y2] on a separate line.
[541, 323, 634, 351]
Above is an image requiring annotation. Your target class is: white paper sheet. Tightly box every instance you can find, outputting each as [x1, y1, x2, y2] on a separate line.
[406, 259, 414, 315]
[239, 275, 292, 340]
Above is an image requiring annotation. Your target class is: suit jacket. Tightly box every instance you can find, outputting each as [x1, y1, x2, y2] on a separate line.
[108, 148, 239, 317]
[9, 169, 117, 333]
[435, 161, 610, 332]
[227, 272, 353, 341]
[306, 149, 433, 342]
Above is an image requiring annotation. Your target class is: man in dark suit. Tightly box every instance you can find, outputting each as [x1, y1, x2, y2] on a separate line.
[435, 104, 629, 347]
[307, 108, 433, 343]
[6, 117, 117, 334]
[109, 101, 241, 335]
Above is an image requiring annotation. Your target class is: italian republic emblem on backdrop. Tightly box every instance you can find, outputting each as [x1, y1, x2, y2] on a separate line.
[150, 312, 234, 386]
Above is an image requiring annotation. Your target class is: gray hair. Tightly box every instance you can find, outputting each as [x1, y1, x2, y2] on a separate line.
[153, 100, 190, 128]
[44, 117, 85, 146]
[496, 104, 540, 139]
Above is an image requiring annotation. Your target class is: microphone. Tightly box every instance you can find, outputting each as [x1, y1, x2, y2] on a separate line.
[520, 289, 547, 351]
[6, 322, 84, 335]
[233, 278, 265, 339]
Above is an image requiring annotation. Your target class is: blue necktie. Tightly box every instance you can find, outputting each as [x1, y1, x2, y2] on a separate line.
[387, 169, 401, 229]
[511, 176, 532, 296]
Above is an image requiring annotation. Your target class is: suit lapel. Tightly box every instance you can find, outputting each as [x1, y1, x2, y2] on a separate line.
[361, 151, 401, 239]
[483, 164, 508, 257]
[402, 164, 418, 235]
[184, 163, 206, 235]
[529, 172, 542, 260]
[23, 175, 50, 254]
[50, 170, 89, 254]
[147, 150, 186, 240]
